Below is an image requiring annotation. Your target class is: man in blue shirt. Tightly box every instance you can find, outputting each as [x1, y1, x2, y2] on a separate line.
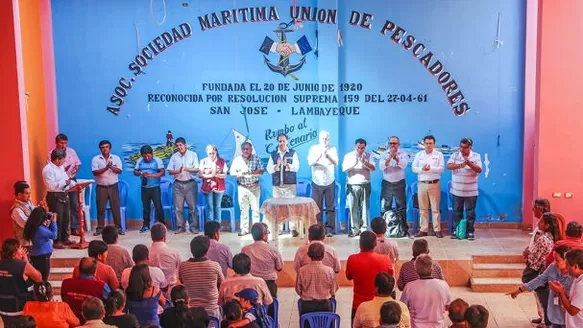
[134, 145, 165, 233]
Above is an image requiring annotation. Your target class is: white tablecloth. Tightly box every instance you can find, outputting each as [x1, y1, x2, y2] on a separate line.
[260, 197, 320, 245]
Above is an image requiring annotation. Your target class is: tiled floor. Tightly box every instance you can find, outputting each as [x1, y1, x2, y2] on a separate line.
[54, 228, 532, 261]
[277, 287, 539, 328]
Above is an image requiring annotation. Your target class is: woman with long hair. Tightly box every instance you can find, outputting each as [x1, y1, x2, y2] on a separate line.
[103, 289, 138, 327]
[23, 207, 57, 281]
[199, 144, 228, 223]
[126, 263, 166, 327]
[22, 281, 80, 328]
[160, 285, 209, 328]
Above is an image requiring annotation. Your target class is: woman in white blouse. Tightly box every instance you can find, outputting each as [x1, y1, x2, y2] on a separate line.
[199, 145, 228, 223]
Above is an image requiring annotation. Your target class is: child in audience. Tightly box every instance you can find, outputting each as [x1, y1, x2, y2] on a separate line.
[221, 300, 260, 328]
[549, 249, 583, 327]
[229, 288, 270, 328]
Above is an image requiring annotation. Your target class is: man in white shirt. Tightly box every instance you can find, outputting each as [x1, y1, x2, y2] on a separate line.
[266, 133, 300, 236]
[91, 140, 124, 236]
[43, 148, 77, 248]
[47, 133, 82, 236]
[10, 181, 35, 247]
[379, 136, 410, 237]
[342, 138, 376, 237]
[549, 249, 583, 328]
[412, 135, 445, 238]
[230, 142, 264, 236]
[446, 138, 482, 240]
[167, 137, 199, 234]
[148, 223, 180, 293]
[307, 130, 338, 236]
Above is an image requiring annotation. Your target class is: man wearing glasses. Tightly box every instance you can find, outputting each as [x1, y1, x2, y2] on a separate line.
[446, 138, 482, 240]
[379, 136, 409, 237]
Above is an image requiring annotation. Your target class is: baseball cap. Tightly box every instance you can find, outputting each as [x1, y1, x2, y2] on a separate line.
[234, 288, 259, 301]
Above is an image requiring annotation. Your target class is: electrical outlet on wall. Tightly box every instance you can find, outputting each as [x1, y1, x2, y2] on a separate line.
[565, 193, 574, 199]
[552, 192, 562, 198]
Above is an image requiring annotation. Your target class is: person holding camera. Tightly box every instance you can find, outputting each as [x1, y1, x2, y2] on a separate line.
[23, 207, 58, 281]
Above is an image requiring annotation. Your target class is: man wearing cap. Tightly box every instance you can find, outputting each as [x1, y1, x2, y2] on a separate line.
[167, 137, 199, 234]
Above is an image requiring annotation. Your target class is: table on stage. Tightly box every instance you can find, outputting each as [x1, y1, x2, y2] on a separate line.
[260, 196, 320, 246]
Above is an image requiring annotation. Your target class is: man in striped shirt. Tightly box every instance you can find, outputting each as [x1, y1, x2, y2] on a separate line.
[397, 239, 444, 291]
[446, 138, 482, 241]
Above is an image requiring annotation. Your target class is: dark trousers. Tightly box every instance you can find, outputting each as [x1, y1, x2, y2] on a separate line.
[300, 299, 332, 328]
[30, 253, 51, 281]
[536, 286, 551, 326]
[311, 182, 336, 232]
[141, 186, 163, 227]
[46, 192, 70, 241]
[264, 279, 277, 318]
[96, 183, 122, 229]
[452, 195, 477, 233]
[380, 179, 407, 229]
[347, 183, 371, 234]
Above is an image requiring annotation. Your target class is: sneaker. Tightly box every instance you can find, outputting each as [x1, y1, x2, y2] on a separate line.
[326, 233, 334, 238]
[348, 232, 358, 238]
[415, 231, 428, 238]
[139, 226, 150, 233]
[435, 231, 444, 238]
[467, 233, 475, 241]
[93, 228, 103, 237]
[175, 227, 186, 234]
[450, 233, 457, 239]
[238, 231, 249, 237]
[118, 229, 126, 235]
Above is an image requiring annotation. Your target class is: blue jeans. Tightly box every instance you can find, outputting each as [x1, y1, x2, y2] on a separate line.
[204, 192, 224, 222]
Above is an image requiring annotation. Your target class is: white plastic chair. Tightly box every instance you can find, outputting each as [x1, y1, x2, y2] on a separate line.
[81, 183, 93, 232]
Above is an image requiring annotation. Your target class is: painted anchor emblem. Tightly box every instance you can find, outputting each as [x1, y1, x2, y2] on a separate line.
[259, 20, 313, 79]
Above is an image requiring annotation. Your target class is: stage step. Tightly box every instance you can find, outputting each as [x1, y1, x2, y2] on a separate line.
[49, 267, 74, 281]
[471, 263, 524, 278]
[470, 277, 522, 293]
[472, 255, 524, 264]
[51, 258, 81, 268]
[49, 280, 63, 295]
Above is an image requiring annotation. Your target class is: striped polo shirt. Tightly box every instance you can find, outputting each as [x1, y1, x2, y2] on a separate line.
[178, 258, 224, 316]
[447, 151, 482, 197]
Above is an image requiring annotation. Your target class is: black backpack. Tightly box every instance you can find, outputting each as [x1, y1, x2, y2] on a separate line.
[384, 210, 407, 238]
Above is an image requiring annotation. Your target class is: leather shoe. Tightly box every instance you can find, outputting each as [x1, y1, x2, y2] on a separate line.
[238, 231, 249, 237]
[435, 231, 444, 238]
[531, 318, 542, 324]
[189, 229, 199, 234]
[53, 242, 65, 249]
[63, 240, 75, 246]
[326, 233, 334, 238]
[348, 233, 357, 238]
[175, 227, 186, 234]
[71, 230, 80, 236]
[291, 230, 299, 237]
[118, 229, 125, 235]
[414, 231, 428, 238]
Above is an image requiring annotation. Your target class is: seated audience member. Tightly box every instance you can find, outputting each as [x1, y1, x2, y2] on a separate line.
[397, 239, 444, 291]
[221, 300, 260, 328]
[242, 223, 283, 298]
[149, 223, 182, 293]
[23, 207, 57, 281]
[346, 231, 394, 324]
[296, 242, 338, 315]
[448, 298, 469, 328]
[179, 236, 224, 318]
[219, 253, 272, 306]
[371, 217, 399, 264]
[121, 244, 167, 291]
[464, 305, 489, 328]
[547, 221, 583, 267]
[73, 240, 119, 290]
[10, 181, 35, 247]
[206, 221, 234, 277]
[23, 281, 80, 328]
[400, 255, 452, 328]
[293, 224, 341, 273]
[102, 226, 133, 283]
[353, 272, 410, 328]
[79, 297, 115, 328]
[12, 316, 36, 328]
[0, 239, 42, 325]
[548, 249, 583, 327]
[126, 263, 166, 327]
[103, 289, 139, 328]
[160, 285, 209, 328]
[377, 301, 402, 328]
[62, 257, 112, 322]
[230, 288, 271, 328]
[509, 245, 573, 327]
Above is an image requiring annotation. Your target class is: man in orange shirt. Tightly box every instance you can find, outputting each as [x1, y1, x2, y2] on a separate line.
[346, 231, 394, 325]
[72, 240, 119, 290]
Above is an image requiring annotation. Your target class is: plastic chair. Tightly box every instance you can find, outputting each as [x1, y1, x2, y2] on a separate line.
[296, 178, 312, 197]
[300, 312, 340, 328]
[221, 179, 237, 232]
[406, 181, 420, 234]
[105, 180, 129, 231]
[298, 297, 337, 313]
[447, 181, 455, 233]
[321, 181, 341, 234]
[195, 177, 207, 232]
[263, 298, 279, 328]
[150, 179, 173, 227]
[81, 183, 93, 232]
[208, 316, 220, 328]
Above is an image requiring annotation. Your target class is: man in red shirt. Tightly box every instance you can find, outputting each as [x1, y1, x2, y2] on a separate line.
[346, 231, 394, 325]
[546, 221, 583, 267]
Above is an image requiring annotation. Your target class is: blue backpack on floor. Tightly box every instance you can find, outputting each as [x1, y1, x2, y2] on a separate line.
[455, 218, 467, 239]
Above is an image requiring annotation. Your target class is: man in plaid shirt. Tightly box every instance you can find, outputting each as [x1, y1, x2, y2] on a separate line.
[230, 142, 264, 236]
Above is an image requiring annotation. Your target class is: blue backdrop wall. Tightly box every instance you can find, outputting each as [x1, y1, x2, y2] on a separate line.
[51, 0, 526, 226]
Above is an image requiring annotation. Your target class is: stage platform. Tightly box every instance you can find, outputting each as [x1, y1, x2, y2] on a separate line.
[52, 228, 530, 289]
